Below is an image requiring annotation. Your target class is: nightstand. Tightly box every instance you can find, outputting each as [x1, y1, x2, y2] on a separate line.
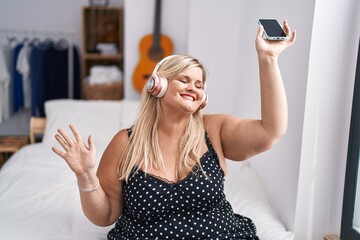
[0, 110, 31, 168]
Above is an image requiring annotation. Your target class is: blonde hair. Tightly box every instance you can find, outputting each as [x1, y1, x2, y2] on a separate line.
[118, 54, 207, 182]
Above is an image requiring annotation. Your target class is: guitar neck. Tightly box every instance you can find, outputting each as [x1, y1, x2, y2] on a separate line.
[153, 0, 162, 48]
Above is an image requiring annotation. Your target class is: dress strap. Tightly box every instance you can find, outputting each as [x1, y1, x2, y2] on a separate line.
[204, 131, 222, 171]
[204, 131, 213, 150]
[127, 128, 132, 137]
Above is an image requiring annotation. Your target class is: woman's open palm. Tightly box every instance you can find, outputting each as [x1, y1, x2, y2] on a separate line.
[52, 125, 96, 177]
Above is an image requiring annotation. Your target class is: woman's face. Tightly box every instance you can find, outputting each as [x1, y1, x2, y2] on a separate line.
[163, 67, 205, 113]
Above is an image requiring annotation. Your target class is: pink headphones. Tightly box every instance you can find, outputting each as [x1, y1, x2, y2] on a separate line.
[147, 55, 208, 110]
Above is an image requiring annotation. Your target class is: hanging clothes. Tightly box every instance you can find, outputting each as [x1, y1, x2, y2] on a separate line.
[1, 37, 17, 119]
[72, 45, 81, 100]
[16, 40, 31, 109]
[12, 43, 24, 113]
[0, 45, 9, 121]
[43, 40, 81, 103]
[44, 40, 69, 100]
[4, 35, 80, 117]
[30, 39, 52, 117]
[29, 38, 81, 117]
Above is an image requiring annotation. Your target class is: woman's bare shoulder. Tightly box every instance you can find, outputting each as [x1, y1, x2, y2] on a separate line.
[111, 128, 130, 146]
[203, 114, 228, 127]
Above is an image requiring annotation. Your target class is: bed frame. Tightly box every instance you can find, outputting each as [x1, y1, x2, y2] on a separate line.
[29, 117, 46, 144]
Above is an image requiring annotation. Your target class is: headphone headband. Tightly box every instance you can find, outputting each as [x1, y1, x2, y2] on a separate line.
[152, 55, 179, 75]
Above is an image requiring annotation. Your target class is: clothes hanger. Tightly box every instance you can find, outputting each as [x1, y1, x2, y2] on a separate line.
[55, 38, 69, 50]
[30, 37, 42, 47]
[22, 36, 30, 45]
[7, 36, 18, 44]
[43, 37, 54, 45]
[22, 31, 31, 44]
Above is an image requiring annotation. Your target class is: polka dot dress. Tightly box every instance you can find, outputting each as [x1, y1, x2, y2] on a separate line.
[107, 130, 259, 240]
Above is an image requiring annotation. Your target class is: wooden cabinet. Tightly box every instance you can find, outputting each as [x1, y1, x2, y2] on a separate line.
[0, 110, 31, 168]
[81, 6, 124, 100]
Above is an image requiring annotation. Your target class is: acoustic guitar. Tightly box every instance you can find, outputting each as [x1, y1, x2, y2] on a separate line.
[132, 0, 174, 93]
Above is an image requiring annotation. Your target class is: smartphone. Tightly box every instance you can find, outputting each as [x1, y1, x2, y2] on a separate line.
[258, 19, 288, 40]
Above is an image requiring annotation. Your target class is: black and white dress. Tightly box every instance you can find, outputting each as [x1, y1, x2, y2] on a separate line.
[107, 129, 259, 240]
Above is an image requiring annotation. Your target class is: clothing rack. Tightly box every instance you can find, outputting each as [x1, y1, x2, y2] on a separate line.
[0, 28, 76, 98]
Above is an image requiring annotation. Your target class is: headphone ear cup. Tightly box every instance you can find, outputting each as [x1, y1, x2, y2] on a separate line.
[147, 75, 168, 98]
[199, 91, 208, 110]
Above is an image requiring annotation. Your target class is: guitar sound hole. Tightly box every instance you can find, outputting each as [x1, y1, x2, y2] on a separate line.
[143, 74, 151, 80]
[149, 47, 164, 61]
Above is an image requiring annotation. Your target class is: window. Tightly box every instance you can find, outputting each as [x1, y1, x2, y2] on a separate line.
[341, 38, 360, 240]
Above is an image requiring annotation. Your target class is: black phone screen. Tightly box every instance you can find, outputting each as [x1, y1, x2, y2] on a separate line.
[259, 19, 287, 37]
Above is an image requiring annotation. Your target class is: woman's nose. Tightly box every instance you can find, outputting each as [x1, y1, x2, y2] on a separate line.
[186, 83, 197, 92]
[186, 87, 196, 94]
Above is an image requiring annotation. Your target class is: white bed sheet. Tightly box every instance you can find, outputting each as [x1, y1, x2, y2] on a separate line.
[0, 143, 112, 240]
[0, 99, 294, 239]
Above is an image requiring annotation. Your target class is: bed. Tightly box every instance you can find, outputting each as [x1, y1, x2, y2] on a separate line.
[0, 99, 294, 240]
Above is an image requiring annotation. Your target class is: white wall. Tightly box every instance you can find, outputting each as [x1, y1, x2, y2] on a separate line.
[0, 0, 124, 48]
[294, 0, 360, 239]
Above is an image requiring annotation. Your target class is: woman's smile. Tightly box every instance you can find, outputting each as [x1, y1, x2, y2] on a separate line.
[180, 93, 195, 101]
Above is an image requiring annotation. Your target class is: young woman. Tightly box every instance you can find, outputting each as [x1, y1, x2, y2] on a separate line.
[52, 21, 296, 239]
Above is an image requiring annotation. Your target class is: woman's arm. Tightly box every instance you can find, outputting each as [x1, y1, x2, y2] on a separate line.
[206, 20, 296, 161]
[52, 126, 128, 226]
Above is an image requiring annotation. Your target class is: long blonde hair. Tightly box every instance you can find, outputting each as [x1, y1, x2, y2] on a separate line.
[118, 54, 207, 182]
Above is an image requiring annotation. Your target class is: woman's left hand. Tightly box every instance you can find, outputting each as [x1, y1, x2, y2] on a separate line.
[52, 124, 96, 178]
[256, 19, 296, 58]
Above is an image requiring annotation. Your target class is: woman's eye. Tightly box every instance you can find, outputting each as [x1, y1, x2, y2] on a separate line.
[195, 82, 204, 89]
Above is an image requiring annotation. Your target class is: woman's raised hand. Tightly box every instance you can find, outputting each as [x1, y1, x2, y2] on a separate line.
[52, 125, 96, 177]
[256, 19, 296, 59]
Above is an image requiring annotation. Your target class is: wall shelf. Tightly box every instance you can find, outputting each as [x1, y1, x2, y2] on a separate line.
[81, 6, 124, 100]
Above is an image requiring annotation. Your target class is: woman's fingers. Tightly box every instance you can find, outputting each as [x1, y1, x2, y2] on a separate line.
[52, 125, 96, 175]
[51, 146, 66, 159]
[53, 124, 94, 155]
[289, 30, 297, 44]
[53, 125, 94, 155]
[88, 135, 95, 151]
[57, 128, 75, 146]
[283, 20, 291, 35]
[256, 24, 264, 40]
[55, 133, 70, 150]
[283, 20, 296, 46]
[69, 124, 83, 144]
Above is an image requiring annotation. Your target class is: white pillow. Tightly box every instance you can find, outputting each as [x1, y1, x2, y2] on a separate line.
[224, 160, 294, 240]
[43, 99, 123, 149]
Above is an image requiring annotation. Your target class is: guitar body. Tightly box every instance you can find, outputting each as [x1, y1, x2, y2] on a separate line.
[133, 34, 173, 93]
